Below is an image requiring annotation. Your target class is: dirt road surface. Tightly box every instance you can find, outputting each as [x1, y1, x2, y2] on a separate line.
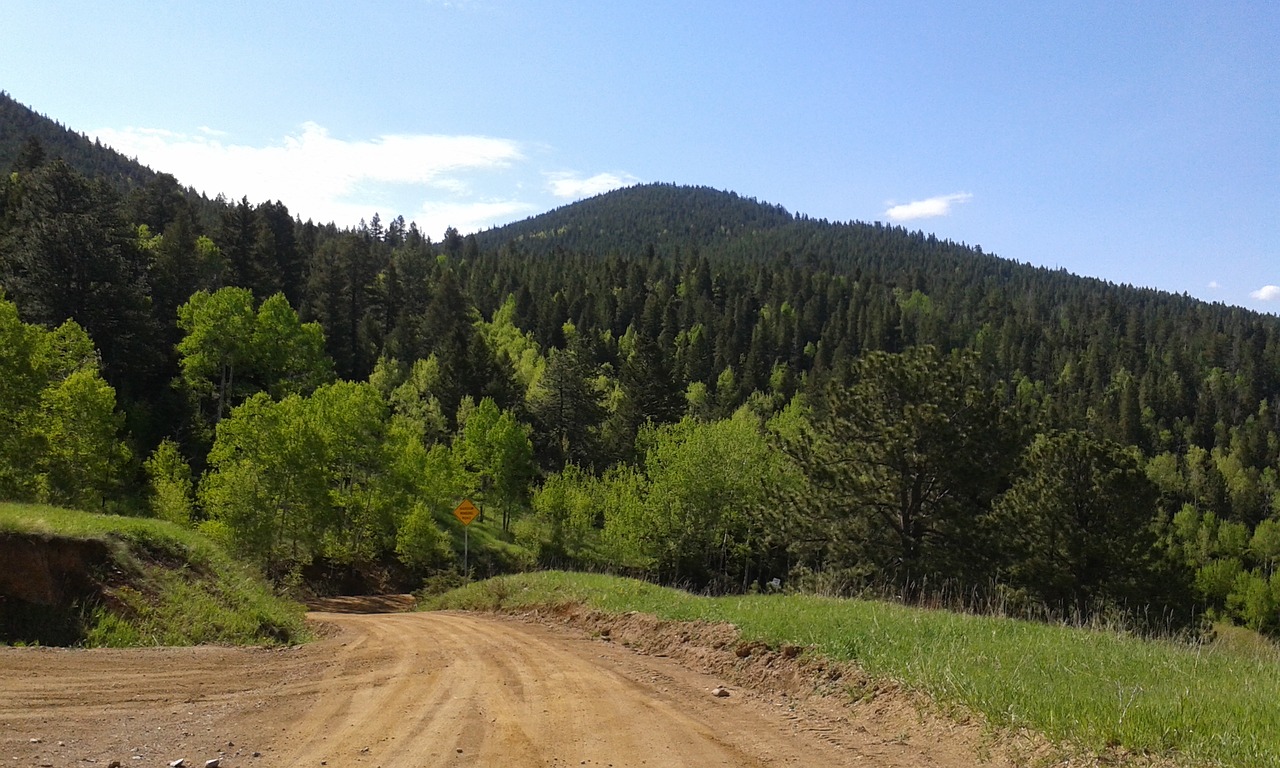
[0, 608, 993, 767]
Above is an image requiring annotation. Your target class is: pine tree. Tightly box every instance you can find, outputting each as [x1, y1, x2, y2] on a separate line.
[530, 341, 607, 472]
[1, 160, 161, 399]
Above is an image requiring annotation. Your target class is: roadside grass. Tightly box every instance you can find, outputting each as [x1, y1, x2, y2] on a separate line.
[427, 571, 1280, 768]
[0, 502, 308, 647]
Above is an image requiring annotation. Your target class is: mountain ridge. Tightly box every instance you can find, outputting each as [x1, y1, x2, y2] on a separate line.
[0, 91, 160, 192]
[477, 181, 1273, 328]
[0, 90, 1265, 325]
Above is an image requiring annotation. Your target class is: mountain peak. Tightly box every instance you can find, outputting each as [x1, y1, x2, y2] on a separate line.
[475, 183, 796, 256]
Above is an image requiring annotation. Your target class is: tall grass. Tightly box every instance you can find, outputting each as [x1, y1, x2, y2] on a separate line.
[428, 571, 1280, 767]
[0, 502, 308, 646]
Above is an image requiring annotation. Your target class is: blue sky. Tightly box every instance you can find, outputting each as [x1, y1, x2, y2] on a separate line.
[3, 1, 1277, 311]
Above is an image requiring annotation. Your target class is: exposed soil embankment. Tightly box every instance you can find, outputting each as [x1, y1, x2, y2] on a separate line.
[0, 533, 114, 645]
[0, 510, 306, 647]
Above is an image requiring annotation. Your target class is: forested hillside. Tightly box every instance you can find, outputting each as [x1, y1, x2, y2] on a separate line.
[0, 92, 161, 192]
[3, 95, 1280, 635]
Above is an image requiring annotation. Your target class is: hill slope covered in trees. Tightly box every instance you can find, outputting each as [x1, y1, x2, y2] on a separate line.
[2, 95, 1279, 634]
[0, 92, 160, 192]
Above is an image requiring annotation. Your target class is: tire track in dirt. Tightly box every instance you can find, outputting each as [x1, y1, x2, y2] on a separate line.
[274, 612, 775, 767]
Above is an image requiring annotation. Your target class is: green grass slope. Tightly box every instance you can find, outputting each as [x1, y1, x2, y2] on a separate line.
[428, 571, 1280, 768]
[0, 503, 307, 647]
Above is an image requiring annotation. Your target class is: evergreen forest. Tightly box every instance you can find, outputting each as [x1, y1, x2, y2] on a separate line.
[4, 92, 1280, 636]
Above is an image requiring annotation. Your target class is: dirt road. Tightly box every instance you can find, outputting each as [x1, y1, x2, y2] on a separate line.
[0, 609, 992, 767]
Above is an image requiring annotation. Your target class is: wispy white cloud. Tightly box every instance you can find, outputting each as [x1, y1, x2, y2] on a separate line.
[885, 192, 973, 222]
[1251, 285, 1280, 301]
[547, 171, 640, 200]
[92, 122, 524, 230]
[1207, 280, 1222, 289]
[414, 199, 539, 240]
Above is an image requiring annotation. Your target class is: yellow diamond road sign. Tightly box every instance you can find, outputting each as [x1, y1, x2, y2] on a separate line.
[453, 499, 480, 526]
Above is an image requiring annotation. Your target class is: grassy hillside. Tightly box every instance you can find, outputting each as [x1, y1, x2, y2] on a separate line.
[428, 571, 1280, 768]
[0, 503, 307, 647]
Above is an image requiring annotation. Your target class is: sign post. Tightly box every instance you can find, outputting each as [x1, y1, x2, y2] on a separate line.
[453, 499, 480, 576]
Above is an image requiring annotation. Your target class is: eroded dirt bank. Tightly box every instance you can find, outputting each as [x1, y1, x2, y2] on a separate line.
[0, 606, 1085, 767]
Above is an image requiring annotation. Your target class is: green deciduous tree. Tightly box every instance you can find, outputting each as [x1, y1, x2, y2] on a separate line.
[478, 294, 545, 395]
[308, 381, 395, 564]
[396, 501, 454, 570]
[523, 463, 602, 566]
[176, 287, 257, 424]
[0, 297, 131, 508]
[1226, 570, 1280, 635]
[0, 296, 46, 498]
[36, 366, 131, 508]
[386, 413, 462, 572]
[251, 292, 334, 398]
[200, 393, 328, 567]
[456, 397, 535, 531]
[200, 380, 456, 574]
[177, 287, 333, 425]
[201, 382, 397, 568]
[1250, 518, 1280, 574]
[144, 438, 195, 525]
[605, 413, 800, 587]
[384, 356, 449, 446]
